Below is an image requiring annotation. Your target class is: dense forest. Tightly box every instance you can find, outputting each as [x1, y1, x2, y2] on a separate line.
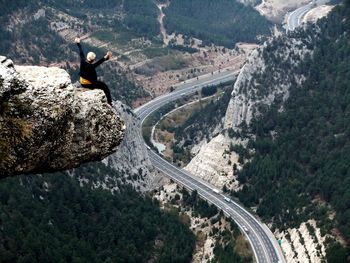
[0, 164, 195, 263]
[164, 0, 271, 48]
[232, 2, 350, 261]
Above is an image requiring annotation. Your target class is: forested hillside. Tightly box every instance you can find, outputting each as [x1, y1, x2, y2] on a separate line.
[233, 2, 350, 261]
[0, 164, 195, 263]
[0, 0, 158, 106]
[0, 0, 159, 60]
[164, 0, 271, 48]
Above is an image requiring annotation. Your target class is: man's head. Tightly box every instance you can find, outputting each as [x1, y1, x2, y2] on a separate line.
[87, 52, 96, 63]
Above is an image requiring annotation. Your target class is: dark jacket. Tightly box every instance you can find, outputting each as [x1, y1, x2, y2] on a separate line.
[77, 43, 106, 84]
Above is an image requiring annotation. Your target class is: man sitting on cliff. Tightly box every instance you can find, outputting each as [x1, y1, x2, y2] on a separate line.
[74, 37, 113, 105]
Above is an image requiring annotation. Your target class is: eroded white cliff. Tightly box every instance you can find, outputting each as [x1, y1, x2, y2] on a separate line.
[186, 35, 311, 191]
[185, 134, 243, 190]
[224, 37, 310, 130]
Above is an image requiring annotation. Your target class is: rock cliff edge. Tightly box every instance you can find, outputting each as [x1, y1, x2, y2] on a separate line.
[0, 56, 125, 178]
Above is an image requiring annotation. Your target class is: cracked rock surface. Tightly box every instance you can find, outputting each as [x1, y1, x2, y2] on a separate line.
[0, 56, 125, 178]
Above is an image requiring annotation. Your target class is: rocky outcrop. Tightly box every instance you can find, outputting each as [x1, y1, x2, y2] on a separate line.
[65, 102, 161, 193]
[185, 134, 242, 190]
[102, 101, 161, 192]
[224, 35, 311, 130]
[0, 56, 125, 178]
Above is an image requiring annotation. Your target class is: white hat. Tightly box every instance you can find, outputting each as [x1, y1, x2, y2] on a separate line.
[87, 52, 96, 62]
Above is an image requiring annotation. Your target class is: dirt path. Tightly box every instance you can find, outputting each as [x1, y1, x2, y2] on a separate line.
[156, 1, 170, 45]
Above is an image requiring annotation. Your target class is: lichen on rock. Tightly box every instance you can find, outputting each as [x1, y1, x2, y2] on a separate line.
[0, 56, 125, 178]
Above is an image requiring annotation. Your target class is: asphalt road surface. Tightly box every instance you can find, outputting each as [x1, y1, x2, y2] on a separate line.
[286, 0, 330, 31]
[134, 70, 285, 263]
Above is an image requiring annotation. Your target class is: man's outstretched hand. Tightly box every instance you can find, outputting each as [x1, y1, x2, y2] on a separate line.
[74, 37, 80, 44]
[104, 51, 112, 60]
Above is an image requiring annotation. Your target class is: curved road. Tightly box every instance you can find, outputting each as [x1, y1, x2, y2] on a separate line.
[134, 70, 284, 263]
[286, 0, 330, 31]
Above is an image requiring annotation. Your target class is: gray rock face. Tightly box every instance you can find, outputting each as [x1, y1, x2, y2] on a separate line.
[103, 101, 159, 192]
[0, 57, 125, 178]
[71, 101, 160, 193]
[224, 36, 311, 130]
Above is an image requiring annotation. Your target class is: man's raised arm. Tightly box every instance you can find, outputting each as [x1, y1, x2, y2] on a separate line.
[74, 37, 84, 60]
[93, 51, 112, 68]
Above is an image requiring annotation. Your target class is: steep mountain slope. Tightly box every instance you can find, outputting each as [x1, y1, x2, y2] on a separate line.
[102, 101, 159, 192]
[0, 0, 159, 63]
[234, 4, 350, 261]
[0, 0, 271, 106]
[0, 1, 281, 263]
[0, 57, 189, 261]
[186, 32, 312, 189]
[0, 169, 195, 263]
[0, 55, 193, 259]
[164, 0, 271, 48]
[184, 1, 350, 262]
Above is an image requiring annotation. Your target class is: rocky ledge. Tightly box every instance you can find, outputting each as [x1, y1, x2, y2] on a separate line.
[0, 56, 125, 178]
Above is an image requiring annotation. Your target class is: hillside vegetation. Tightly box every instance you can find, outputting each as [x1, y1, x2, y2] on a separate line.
[233, 3, 350, 261]
[0, 0, 159, 55]
[164, 0, 271, 48]
[0, 164, 195, 263]
[0, 0, 158, 106]
[156, 84, 233, 165]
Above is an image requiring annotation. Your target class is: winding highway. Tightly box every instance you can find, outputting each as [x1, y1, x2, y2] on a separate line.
[134, 70, 285, 263]
[286, 0, 330, 31]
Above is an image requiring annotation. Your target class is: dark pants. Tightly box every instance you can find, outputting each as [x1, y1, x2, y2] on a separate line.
[82, 81, 112, 105]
